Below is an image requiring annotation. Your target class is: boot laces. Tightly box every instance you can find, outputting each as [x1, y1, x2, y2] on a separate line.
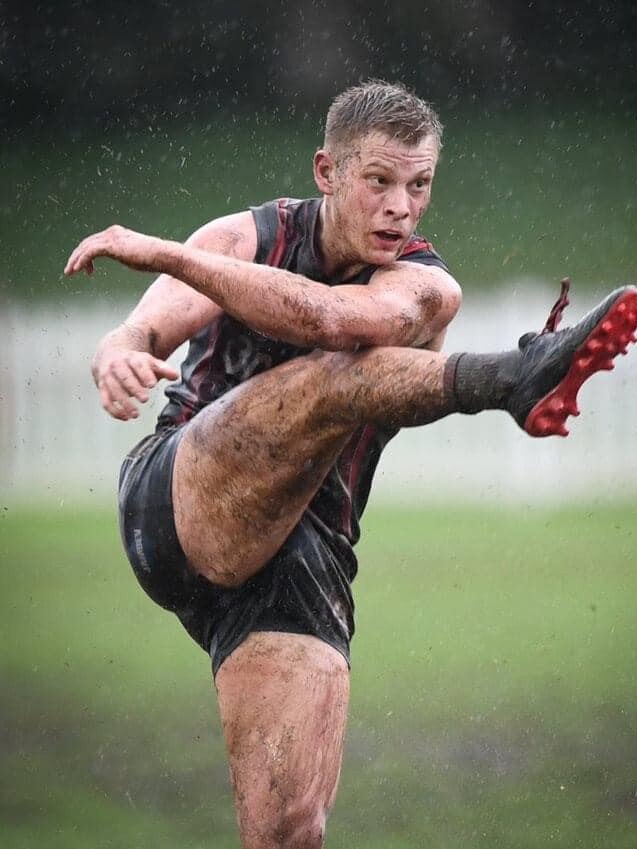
[541, 277, 571, 334]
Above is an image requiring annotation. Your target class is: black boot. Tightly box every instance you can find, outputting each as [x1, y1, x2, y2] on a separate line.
[448, 280, 637, 437]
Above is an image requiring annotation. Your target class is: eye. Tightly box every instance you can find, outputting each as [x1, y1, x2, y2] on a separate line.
[367, 174, 387, 187]
[413, 177, 431, 191]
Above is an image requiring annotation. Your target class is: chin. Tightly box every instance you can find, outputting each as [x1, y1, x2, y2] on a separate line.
[368, 247, 401, 265]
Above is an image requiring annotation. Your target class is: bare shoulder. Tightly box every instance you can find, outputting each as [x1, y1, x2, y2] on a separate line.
[123, 211, 257, 357]
[187, 210, 257, 261]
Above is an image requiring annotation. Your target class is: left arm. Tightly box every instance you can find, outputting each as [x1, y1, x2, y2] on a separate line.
[65, 225, 461, 350]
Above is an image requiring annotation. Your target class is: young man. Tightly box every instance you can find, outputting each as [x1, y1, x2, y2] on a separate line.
[65, 81, 637, 849]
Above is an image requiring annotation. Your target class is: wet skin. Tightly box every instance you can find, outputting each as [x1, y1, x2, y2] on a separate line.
[64, 130, 461, 849]
[167, 134, 457, 587]
[315, 131, 439, 279]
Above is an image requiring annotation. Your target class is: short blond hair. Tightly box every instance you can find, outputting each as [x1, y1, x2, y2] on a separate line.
[324, 80, 443, 152]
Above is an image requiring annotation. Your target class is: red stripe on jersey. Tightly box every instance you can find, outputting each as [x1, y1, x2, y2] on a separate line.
[340, 424, 378, 537]
[174, 316, 224, 424]
[266, 198, 290, 266]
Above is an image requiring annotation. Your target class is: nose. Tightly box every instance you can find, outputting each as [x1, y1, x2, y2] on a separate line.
[383, 186, 410, 220]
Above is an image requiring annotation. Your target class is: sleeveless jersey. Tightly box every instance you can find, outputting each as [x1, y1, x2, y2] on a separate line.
[158, 197, 448, 547]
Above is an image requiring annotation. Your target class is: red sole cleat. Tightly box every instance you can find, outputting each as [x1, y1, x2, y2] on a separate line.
[525, 289, 637, 437]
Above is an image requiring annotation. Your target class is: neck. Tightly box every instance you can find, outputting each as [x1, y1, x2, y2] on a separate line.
[317, 199, 366, 281]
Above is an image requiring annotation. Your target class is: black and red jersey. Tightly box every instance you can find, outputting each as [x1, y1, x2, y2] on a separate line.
[158, 197, 448, 545]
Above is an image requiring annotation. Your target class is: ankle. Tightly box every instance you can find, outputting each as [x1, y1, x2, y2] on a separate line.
[445, 350, 520, 414]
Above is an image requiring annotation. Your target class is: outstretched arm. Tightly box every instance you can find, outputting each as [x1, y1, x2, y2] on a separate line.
[65, 216, 461, 352]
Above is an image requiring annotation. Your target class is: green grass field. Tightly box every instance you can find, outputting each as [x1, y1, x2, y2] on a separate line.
[2, 503, 636, 848]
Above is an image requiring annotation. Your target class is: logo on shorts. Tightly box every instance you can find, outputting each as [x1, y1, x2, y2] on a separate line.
[133, 528, 151, 573]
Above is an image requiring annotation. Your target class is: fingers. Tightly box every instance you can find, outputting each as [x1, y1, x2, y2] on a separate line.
[65, 225, 159, 277]
[64, 234, 105, 276]
[64, 226, 125, 276]
[128, 357, 159, 393]
[98, 378, 138, 421]
[64, 237, 91, 276]
[127, 355, 179, 392]
[98, 371, 142, 420]
[95, 352, 179, 421]
[150, 358, 180, 381]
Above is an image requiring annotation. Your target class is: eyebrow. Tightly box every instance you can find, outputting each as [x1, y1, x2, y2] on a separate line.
[363, 160, 434, 175]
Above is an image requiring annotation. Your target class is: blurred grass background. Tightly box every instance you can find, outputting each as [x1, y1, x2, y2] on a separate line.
[4, 3, 637, 846]
[3, 503, 636, 849]
[3, 104, 637, 848]
[3, 101, 637, 847]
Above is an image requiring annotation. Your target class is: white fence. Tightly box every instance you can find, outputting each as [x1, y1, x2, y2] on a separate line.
[2, 285, 637, 506]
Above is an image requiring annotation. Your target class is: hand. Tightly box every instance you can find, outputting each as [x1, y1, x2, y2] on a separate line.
[92, 349, 179, 421]
[64, 225, 174, 276]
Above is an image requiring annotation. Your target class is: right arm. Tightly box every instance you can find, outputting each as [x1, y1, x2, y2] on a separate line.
[92, 212, 257, 421]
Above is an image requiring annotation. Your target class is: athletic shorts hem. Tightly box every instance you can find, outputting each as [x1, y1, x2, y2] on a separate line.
[212, 626, 351, 678]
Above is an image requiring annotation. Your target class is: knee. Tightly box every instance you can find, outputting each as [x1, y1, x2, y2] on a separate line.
[279, 802, 326, 849]
[248, 799, 327, 849]
[196, 564, 247, 590]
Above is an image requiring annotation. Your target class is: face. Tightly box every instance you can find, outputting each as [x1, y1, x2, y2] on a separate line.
[314, 130, 439, 273]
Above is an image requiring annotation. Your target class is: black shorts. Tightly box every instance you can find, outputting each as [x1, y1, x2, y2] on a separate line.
[118, 426, 356, 676]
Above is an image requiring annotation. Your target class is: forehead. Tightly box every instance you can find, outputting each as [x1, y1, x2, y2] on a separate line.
[349, 130, 439, 171]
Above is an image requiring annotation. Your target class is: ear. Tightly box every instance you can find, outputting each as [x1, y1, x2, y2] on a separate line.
[313, 149, 335, 195]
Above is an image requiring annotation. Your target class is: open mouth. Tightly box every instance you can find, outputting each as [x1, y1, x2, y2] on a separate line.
[373, 230, 402, 246]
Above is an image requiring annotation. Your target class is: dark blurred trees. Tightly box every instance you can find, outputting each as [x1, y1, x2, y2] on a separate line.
[2, 0, 635, 134]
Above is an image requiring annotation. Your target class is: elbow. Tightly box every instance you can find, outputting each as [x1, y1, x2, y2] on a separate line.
[442, 284, 462, 345]
[428, 276, 462, 335]
[449, 279, 463, 315]
[443, 279, 463, 326]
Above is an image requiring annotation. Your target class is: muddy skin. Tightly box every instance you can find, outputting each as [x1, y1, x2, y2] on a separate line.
[216, 632, 349, 849]
[172, 341, 451, 589]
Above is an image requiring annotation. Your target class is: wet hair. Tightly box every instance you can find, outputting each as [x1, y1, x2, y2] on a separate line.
[324, 80, 443, 153]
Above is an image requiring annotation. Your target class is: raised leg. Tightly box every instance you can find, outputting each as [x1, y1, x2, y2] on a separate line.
[215, 632, 350, 849]
[173, 345, 451, 586]
[173, 284, 637, 588]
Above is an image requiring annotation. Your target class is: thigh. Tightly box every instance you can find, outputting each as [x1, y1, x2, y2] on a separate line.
[216, 632, 350, 849]
[172, 351, 357, 587]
